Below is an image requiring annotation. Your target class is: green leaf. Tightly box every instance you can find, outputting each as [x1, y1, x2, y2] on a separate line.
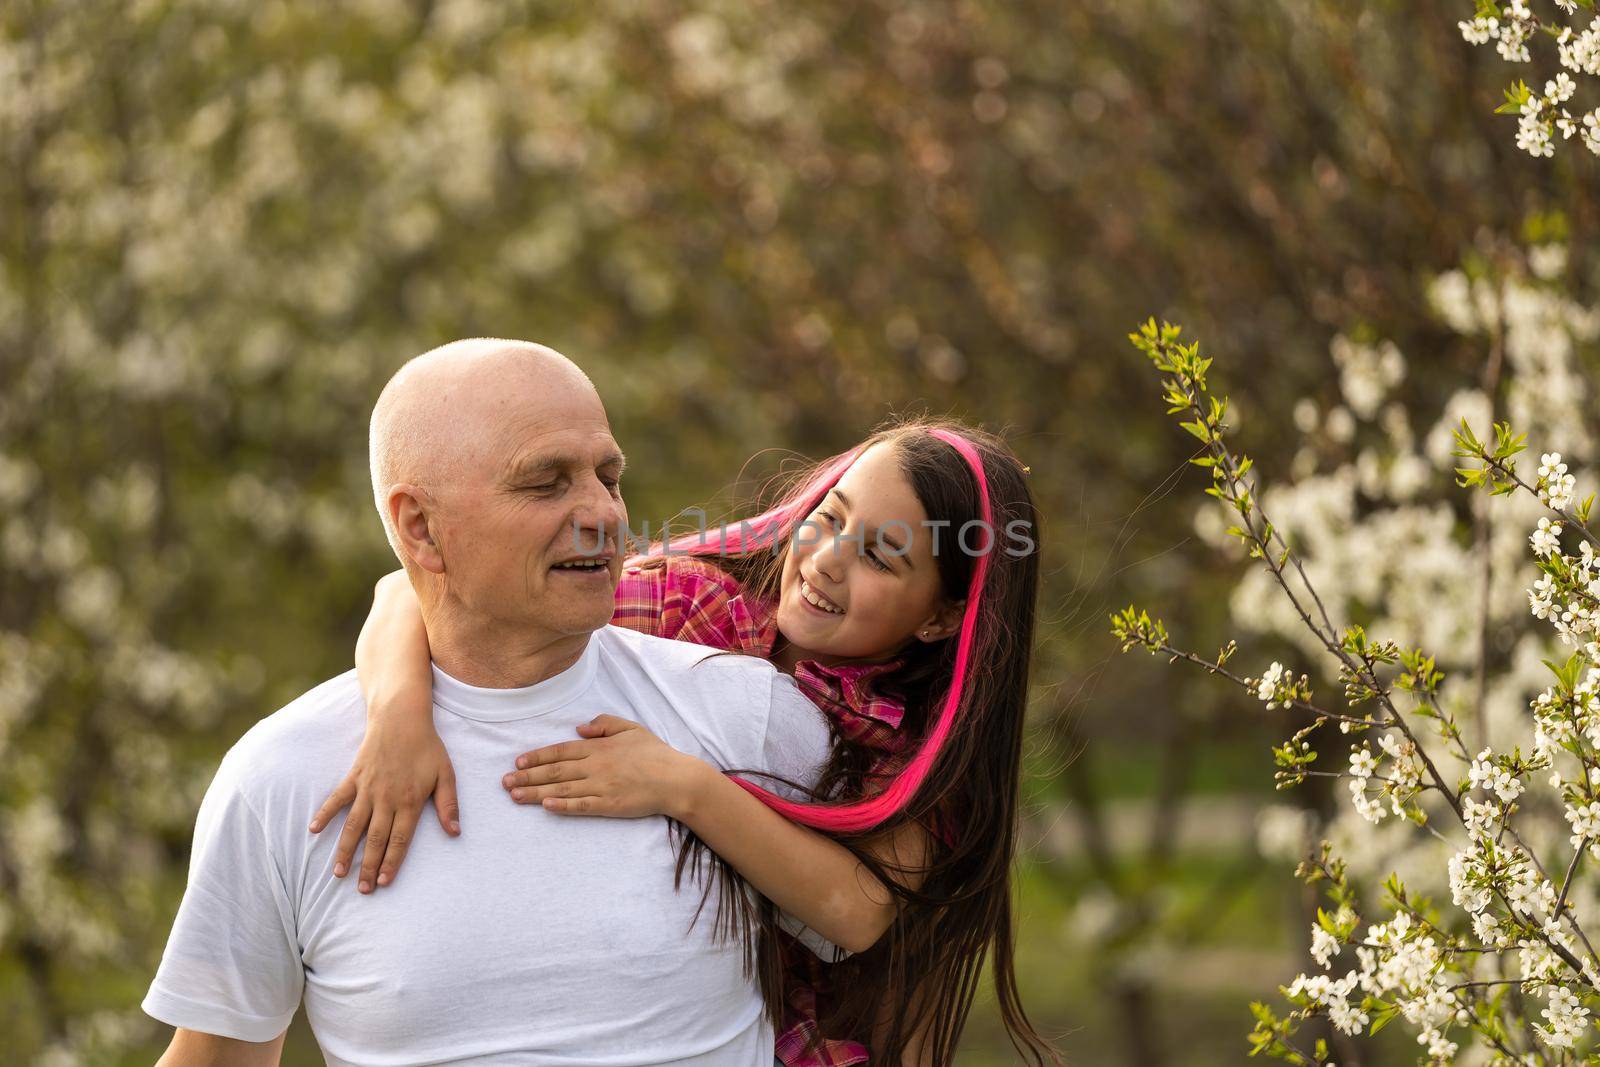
[1496, 80, 1533, 115]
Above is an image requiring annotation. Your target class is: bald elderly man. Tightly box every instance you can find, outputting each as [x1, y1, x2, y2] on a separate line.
[143, 340, 832, 1066]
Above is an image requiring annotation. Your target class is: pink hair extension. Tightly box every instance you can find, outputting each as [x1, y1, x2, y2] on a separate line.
[626, 445, 867, 566]
[731, 427, 995, 834]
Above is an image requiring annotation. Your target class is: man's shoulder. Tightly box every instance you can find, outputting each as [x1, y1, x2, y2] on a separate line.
[596, 622, 767, 670]
[596, 623, 780, 686]
[215, 670, 366, 801]
[597, 627, 830, 787]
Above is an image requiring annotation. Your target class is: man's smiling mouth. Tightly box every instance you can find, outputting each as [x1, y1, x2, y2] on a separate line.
[551, 555, 612, 572]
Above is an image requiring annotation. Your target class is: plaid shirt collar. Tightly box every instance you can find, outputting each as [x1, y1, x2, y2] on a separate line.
[738, 593, 908, 738]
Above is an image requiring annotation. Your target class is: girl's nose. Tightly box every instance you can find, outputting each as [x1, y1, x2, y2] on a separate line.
[813, 535, 848, 583]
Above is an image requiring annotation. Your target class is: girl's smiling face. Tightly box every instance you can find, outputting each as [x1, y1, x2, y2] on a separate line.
[774, 442, 963, 667]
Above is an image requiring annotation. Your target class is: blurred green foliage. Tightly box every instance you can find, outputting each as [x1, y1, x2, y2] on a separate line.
[2, 0, 1595, 1062]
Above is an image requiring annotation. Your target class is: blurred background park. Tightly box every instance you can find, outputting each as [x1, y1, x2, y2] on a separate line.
[3, 0, 1599, 1062]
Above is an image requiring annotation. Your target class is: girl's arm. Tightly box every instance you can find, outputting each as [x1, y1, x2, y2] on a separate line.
[308, 570, 458, 893]
[676, 760, 932, 954]
[506, 715, 931, 953]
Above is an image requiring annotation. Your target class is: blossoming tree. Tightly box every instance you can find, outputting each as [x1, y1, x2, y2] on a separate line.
[1112, 260, 1600, 1062]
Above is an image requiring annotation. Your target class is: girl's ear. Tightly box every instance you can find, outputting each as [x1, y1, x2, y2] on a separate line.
[915, 599, 967, 644]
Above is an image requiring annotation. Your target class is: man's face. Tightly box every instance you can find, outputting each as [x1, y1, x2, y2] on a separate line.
[431, 375, 627, 637]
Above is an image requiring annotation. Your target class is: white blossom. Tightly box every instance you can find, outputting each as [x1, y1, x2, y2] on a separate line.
[1564, 799, 1600, 853]
[1311, 924, 1340, 968]
[1582, 109, 1600, 155]
[1534, 984, 1590, 1049]
[1517, 107, 1554, 156]
[1459, 17, 1498, 46]
[1530, 517, 1563, 559]
[1498, 18, 1532, 63]
[1255, 661, 1288, 708]
[1286, 970, 1369, 1035]
[1529, 243, 1568, 280]
[1450, 843, 1493, 917]
[1557, 21, 1600, 77]
[1349, 775, 1387, 824]
[1330, 335, 1406, 419]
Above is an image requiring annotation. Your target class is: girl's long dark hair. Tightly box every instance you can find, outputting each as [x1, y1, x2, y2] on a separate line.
[642, 416, 1060, 1066]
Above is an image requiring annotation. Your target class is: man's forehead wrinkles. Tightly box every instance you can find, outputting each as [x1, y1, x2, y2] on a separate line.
[501, 415, 613, 448]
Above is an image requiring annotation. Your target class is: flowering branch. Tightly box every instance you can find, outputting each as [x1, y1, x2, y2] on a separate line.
[1459, 0, 1600, 158]
[1114, 318, 1600, 1062]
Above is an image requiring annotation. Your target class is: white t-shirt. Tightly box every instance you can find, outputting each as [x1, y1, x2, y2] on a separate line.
[143, 624, 834, 1066]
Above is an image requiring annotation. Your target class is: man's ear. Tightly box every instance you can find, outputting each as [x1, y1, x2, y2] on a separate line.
[914, 599, 967, 644]
[389, 484, 445, 574]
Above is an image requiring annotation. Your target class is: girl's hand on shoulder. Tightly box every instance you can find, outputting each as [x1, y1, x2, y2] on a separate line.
[503, 714, 708, 820]
[308, 712, 460, 894]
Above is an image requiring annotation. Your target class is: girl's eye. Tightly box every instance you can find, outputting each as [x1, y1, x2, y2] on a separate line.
[816, 510, 839, 527]
[868, 552, 892, 573]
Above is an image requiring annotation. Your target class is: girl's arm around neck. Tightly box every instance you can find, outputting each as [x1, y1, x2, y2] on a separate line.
[306, 569, 458, 896]
[355, 569, 434, 719]
[674, 762, 932, 955]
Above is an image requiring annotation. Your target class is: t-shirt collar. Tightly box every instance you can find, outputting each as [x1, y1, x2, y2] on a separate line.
[430, 637, 600, 722]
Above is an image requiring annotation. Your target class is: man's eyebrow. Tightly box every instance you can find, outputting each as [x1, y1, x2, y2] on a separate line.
[506, 450, 627, 481]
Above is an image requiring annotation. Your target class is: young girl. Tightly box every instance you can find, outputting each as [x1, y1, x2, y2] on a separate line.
[310, 417, 1059, 1066]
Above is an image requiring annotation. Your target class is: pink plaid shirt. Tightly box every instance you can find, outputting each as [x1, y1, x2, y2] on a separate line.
[611, 556, 909, 1066]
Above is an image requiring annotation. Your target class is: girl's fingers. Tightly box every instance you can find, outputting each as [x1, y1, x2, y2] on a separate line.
[542, 796, 615, 815]
[502, 762, 586, 790]
[357, 808, 395, 894]
[309, 778, 357, 833]
[376, 805, 422, 888]
[333, 797, 372, 879]
[514, 740, 591, 770]
[583, 714, 639, 736]
[433, 766, 461, 835]
[508, 780, 598, 805]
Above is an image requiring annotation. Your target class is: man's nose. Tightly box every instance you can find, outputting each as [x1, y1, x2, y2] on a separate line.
[570, 474, 626, 551]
